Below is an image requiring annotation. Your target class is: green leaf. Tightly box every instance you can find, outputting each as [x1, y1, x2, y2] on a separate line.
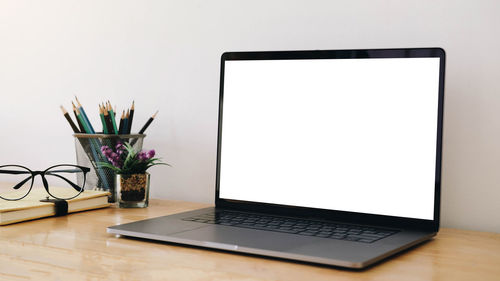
[97, 162, 122, 173]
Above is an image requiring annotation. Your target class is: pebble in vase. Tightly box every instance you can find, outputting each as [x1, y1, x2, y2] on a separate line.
[117, 173, 150, 208]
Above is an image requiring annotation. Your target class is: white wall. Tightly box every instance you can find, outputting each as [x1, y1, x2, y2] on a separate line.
[1, 0, 499, 233]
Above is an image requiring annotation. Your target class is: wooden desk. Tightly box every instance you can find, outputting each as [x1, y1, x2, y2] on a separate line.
[1, 199, 499, 281]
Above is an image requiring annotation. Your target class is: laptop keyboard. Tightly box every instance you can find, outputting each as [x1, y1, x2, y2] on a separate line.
[182, 210, 399, 243]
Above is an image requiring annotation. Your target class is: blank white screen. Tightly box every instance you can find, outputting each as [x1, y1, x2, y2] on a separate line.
[219, 57, 440, 220]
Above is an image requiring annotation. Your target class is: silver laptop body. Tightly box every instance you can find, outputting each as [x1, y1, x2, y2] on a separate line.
[108, 48, 445, 269]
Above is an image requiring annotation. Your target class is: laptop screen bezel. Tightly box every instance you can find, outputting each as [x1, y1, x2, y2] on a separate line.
[215, 48, 445, 232]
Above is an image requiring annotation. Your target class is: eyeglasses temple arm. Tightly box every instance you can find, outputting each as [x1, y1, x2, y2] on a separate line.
[13, 176, 33, 190]
[44, 173, 83, 192]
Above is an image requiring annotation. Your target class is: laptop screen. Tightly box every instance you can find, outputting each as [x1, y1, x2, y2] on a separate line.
[218, 52, 442, 220]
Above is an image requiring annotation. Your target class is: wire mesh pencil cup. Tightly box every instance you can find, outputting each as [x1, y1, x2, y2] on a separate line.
[74, 134, 145, 202]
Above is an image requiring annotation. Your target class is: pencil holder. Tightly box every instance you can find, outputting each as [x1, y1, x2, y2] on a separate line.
[73, 134, 145, 203]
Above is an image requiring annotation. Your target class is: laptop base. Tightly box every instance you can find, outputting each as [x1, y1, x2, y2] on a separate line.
[107, 207, 436, 269]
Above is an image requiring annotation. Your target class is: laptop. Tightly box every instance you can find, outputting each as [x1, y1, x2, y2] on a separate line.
[108, 47, 445, 269]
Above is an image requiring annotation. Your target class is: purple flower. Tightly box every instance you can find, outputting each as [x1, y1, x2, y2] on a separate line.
[101, 146, 113, 158]
[137, 151, 148, 161]
[115, 143, 124, 151]
[146, 149, 155, 159]
[111, 159, 122, 168]
[100, 145, 124, 168]
[101, 146, 110, 155]
[100, 142, 165, 172]
[105, 155, 114, 163]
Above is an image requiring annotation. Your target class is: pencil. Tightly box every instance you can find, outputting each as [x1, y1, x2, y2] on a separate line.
[75, 96, 95, 134]
[60, 105, 80, 133]
[138, 111, 158, 134]
[72, 102, 85, 133]
[118, 110, 125, 135]
[107, 101, 118, 134]
[123, 109, 130, 135]
[99, 105, 109, 134]
[127, 101, 134, 134]
[103, 105, 114, 135]
[75, 108, 91, 134]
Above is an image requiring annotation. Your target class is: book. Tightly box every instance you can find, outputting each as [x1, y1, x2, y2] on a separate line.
[0, 187, 111, 226]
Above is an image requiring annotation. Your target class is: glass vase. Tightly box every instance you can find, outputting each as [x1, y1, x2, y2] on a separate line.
[74, 133, 145, 203]
[116, 173, 150, 208]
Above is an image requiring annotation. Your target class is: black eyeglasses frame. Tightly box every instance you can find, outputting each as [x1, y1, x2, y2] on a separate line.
[0, 164, 90, 201]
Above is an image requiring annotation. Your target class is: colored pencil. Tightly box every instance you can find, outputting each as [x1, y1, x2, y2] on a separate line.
[123, 109, 130, 135]
[127, 101, 134, 134]
[75, 96, 95, 134]
[107, 102, 118, 134]
[118, 110, 125, 134]
[72, 102, 85, 133]
[75, 108, 91, 134]
[99, 105, 109, 134]
[60, 105, 80, 133]
[103, 105, 114, 135]
[138, 111, 158, 134]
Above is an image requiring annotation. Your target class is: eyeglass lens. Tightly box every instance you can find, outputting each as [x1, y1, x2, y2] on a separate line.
[43, 165, 85, 200]
[0, 165, 33, 200]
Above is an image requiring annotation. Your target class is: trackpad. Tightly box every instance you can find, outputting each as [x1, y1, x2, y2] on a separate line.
[173, 225, 303, 251]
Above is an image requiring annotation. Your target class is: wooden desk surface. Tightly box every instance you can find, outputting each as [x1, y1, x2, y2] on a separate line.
[1, 199, 499, 281]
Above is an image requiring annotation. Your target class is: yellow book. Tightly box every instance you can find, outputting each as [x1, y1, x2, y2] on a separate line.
[0, 186, 111, 226]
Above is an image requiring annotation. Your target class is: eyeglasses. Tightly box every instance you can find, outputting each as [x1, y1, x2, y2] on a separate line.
[0, 164, 90, 201]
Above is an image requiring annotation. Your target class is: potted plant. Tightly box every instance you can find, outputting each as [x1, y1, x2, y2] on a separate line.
[99, 142, 168, 207]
